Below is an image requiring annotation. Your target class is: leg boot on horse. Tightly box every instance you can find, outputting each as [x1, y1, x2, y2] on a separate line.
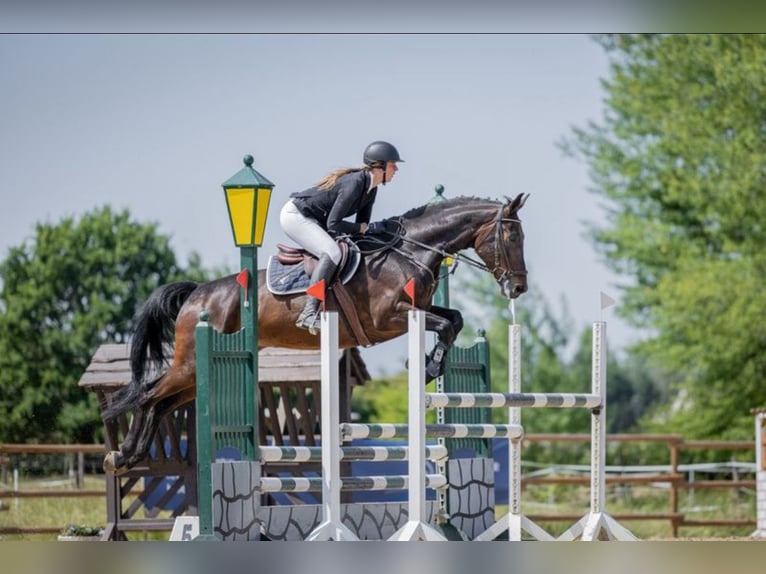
[295, 253, 338, 334]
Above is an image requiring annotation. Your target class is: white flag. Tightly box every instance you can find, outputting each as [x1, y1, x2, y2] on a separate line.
[600, 291, 616, 310]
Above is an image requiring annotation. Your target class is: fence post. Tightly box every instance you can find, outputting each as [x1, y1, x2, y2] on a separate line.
[194, 312, 216, 541]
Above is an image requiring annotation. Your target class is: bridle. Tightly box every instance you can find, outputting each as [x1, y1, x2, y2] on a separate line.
[491, 204, 528, 297]
[353, 202, 527, 295]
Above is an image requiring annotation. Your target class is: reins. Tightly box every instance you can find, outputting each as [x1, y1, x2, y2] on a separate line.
[350, 202, 526, 286]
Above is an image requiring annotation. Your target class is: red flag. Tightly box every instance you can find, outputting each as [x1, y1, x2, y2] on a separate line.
[236, 269, 249, 306]
[236, 269, 248, 291]
[306, 278, 326, 302]
[404, 278, 415, 307]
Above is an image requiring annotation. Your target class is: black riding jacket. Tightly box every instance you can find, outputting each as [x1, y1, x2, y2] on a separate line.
[290, 170, 377, 236]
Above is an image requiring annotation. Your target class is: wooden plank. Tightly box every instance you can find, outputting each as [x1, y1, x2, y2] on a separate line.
[0, 444, 106, 454]
[79, 344, 369, 389]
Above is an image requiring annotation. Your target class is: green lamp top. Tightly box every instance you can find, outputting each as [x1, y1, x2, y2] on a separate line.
[429, 184, 446, 203]
[222, 155, 275, 189]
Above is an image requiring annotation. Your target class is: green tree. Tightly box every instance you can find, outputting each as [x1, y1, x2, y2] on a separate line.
[0, 206, 218, 444]
[563, 34, 766, 439]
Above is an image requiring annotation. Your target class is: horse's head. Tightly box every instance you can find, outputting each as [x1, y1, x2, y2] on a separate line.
[474, 193, 529, 299]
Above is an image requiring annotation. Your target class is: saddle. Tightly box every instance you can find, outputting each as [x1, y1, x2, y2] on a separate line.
[266, 238, 369, 346]
[275, 240, 354, 278]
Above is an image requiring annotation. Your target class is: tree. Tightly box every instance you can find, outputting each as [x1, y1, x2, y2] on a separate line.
[562, 34, 766, 438]
[0, 206, 219, 443]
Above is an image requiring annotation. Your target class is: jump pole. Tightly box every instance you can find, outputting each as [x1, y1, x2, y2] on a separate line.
[389, 309, 448, 541]
[305, 310, 359, 541]
[475, 322, 554, 541]
[558, 321, 637, 541]
[753, 411, 766, 539]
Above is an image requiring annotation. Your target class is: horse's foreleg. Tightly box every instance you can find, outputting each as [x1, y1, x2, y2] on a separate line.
[424, 305, 464, 382]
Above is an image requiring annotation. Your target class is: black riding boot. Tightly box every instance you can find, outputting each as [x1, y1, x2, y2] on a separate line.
[295, 254, 338, 333]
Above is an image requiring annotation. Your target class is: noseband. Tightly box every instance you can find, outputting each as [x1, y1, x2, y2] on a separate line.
[492, 204, 528, 289]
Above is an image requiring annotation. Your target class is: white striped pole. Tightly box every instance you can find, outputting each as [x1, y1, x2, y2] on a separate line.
[390, 309, 447, 541]
[341, 423, 523, 440]
[475, 323, 553, 541]
[259, 475, 448, 493]
[558, 322, 637, 541]
[753, 412, 766, 538]
[260, 445, 449, 463]
[305, 311, 358, 541]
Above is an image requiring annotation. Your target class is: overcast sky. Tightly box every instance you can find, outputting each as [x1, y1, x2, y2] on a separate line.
[0, 31, 644, 376]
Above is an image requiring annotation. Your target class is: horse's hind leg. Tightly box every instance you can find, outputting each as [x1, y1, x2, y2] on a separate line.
[103, 399, 149, 475]
[125, 387, 196, 470]
[103, 367, 195, 475]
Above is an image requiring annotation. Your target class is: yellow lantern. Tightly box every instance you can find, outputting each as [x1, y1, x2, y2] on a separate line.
[222, 155, 274, 247]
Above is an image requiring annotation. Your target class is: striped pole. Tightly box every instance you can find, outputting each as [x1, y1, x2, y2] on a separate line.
[475, 323, 554, 541]
[558, 322, 637, 541]
[390, 309, 448, 541]
[259, 475, 448, 493]
[426, 392, 602, 409]
[305, 311, 358, 541]
[753, 412, 766, 538]
[260, 445, 448, 463]
[341, 423, 523, 440]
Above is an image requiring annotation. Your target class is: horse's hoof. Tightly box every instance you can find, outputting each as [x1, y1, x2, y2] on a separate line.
[103, 451, 128, 476]
[425, 360, 443, 382]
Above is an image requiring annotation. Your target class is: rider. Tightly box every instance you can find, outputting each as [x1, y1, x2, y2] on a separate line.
[279, 140, 405, 332]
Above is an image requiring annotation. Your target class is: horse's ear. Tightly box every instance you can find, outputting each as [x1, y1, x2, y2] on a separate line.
[507, 192, 529, 214]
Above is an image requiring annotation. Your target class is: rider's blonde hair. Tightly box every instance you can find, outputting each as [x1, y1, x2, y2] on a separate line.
[315, 166, 370, 191]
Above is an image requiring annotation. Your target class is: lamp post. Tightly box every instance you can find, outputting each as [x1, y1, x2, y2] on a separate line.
[222, 153, 274, 333]
[221, 153, 274, 458]
[195, 155, 273, 541]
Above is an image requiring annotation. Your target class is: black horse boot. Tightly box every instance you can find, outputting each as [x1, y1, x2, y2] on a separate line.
[295, 253, 338, 334]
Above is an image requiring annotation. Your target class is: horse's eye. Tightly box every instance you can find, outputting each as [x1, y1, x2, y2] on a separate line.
[508, 230, 519, 242]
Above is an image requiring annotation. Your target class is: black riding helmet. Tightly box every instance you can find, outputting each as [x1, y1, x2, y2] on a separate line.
[363, 141, 405, 167]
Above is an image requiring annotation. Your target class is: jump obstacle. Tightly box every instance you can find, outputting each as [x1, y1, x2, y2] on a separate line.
[188, 298, 639, 541]
[310, 310, 638, 540]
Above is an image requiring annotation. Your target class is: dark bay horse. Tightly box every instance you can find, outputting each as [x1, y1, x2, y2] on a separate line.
[102, 194, 529, 475]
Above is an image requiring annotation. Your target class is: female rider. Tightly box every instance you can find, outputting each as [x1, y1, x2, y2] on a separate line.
[279, 140, 404, 332]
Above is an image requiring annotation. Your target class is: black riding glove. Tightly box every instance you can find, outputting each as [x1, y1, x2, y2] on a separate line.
[366, 220, 391, 235]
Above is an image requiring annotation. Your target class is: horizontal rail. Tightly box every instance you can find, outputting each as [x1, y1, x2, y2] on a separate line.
[523, 433, 686, 444]
[341, 423, 524, 440]
[259, 445, 448, 463]
[258, 474, 448, 493]
[426, 392, 601, 409]
[0, 489, 105, 499]
[523, 474, 684, 486]
[0, 444, 105, 455]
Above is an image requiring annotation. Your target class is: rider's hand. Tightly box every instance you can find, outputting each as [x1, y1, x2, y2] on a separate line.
[366, 220, 390, 235]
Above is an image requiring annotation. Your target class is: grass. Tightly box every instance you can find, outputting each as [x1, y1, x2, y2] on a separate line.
[0, 475, 168, 541]
[0, 475, 108, 541]
[1, 474, 758, 541]
[497, 483, 757, 540]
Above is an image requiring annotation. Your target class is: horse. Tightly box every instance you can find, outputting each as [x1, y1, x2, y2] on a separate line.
[101, 193, 529, 475]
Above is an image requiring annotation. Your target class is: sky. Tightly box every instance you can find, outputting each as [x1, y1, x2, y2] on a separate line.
[0, 29, 643, 377]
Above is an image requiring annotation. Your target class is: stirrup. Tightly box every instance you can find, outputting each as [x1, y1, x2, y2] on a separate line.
[295, 311, 321, 335]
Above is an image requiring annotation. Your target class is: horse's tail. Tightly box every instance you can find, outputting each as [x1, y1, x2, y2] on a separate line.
[101, 281, 199, 421]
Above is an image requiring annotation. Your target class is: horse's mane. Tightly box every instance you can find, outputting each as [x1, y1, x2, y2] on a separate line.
[397, 195, 501, 221]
